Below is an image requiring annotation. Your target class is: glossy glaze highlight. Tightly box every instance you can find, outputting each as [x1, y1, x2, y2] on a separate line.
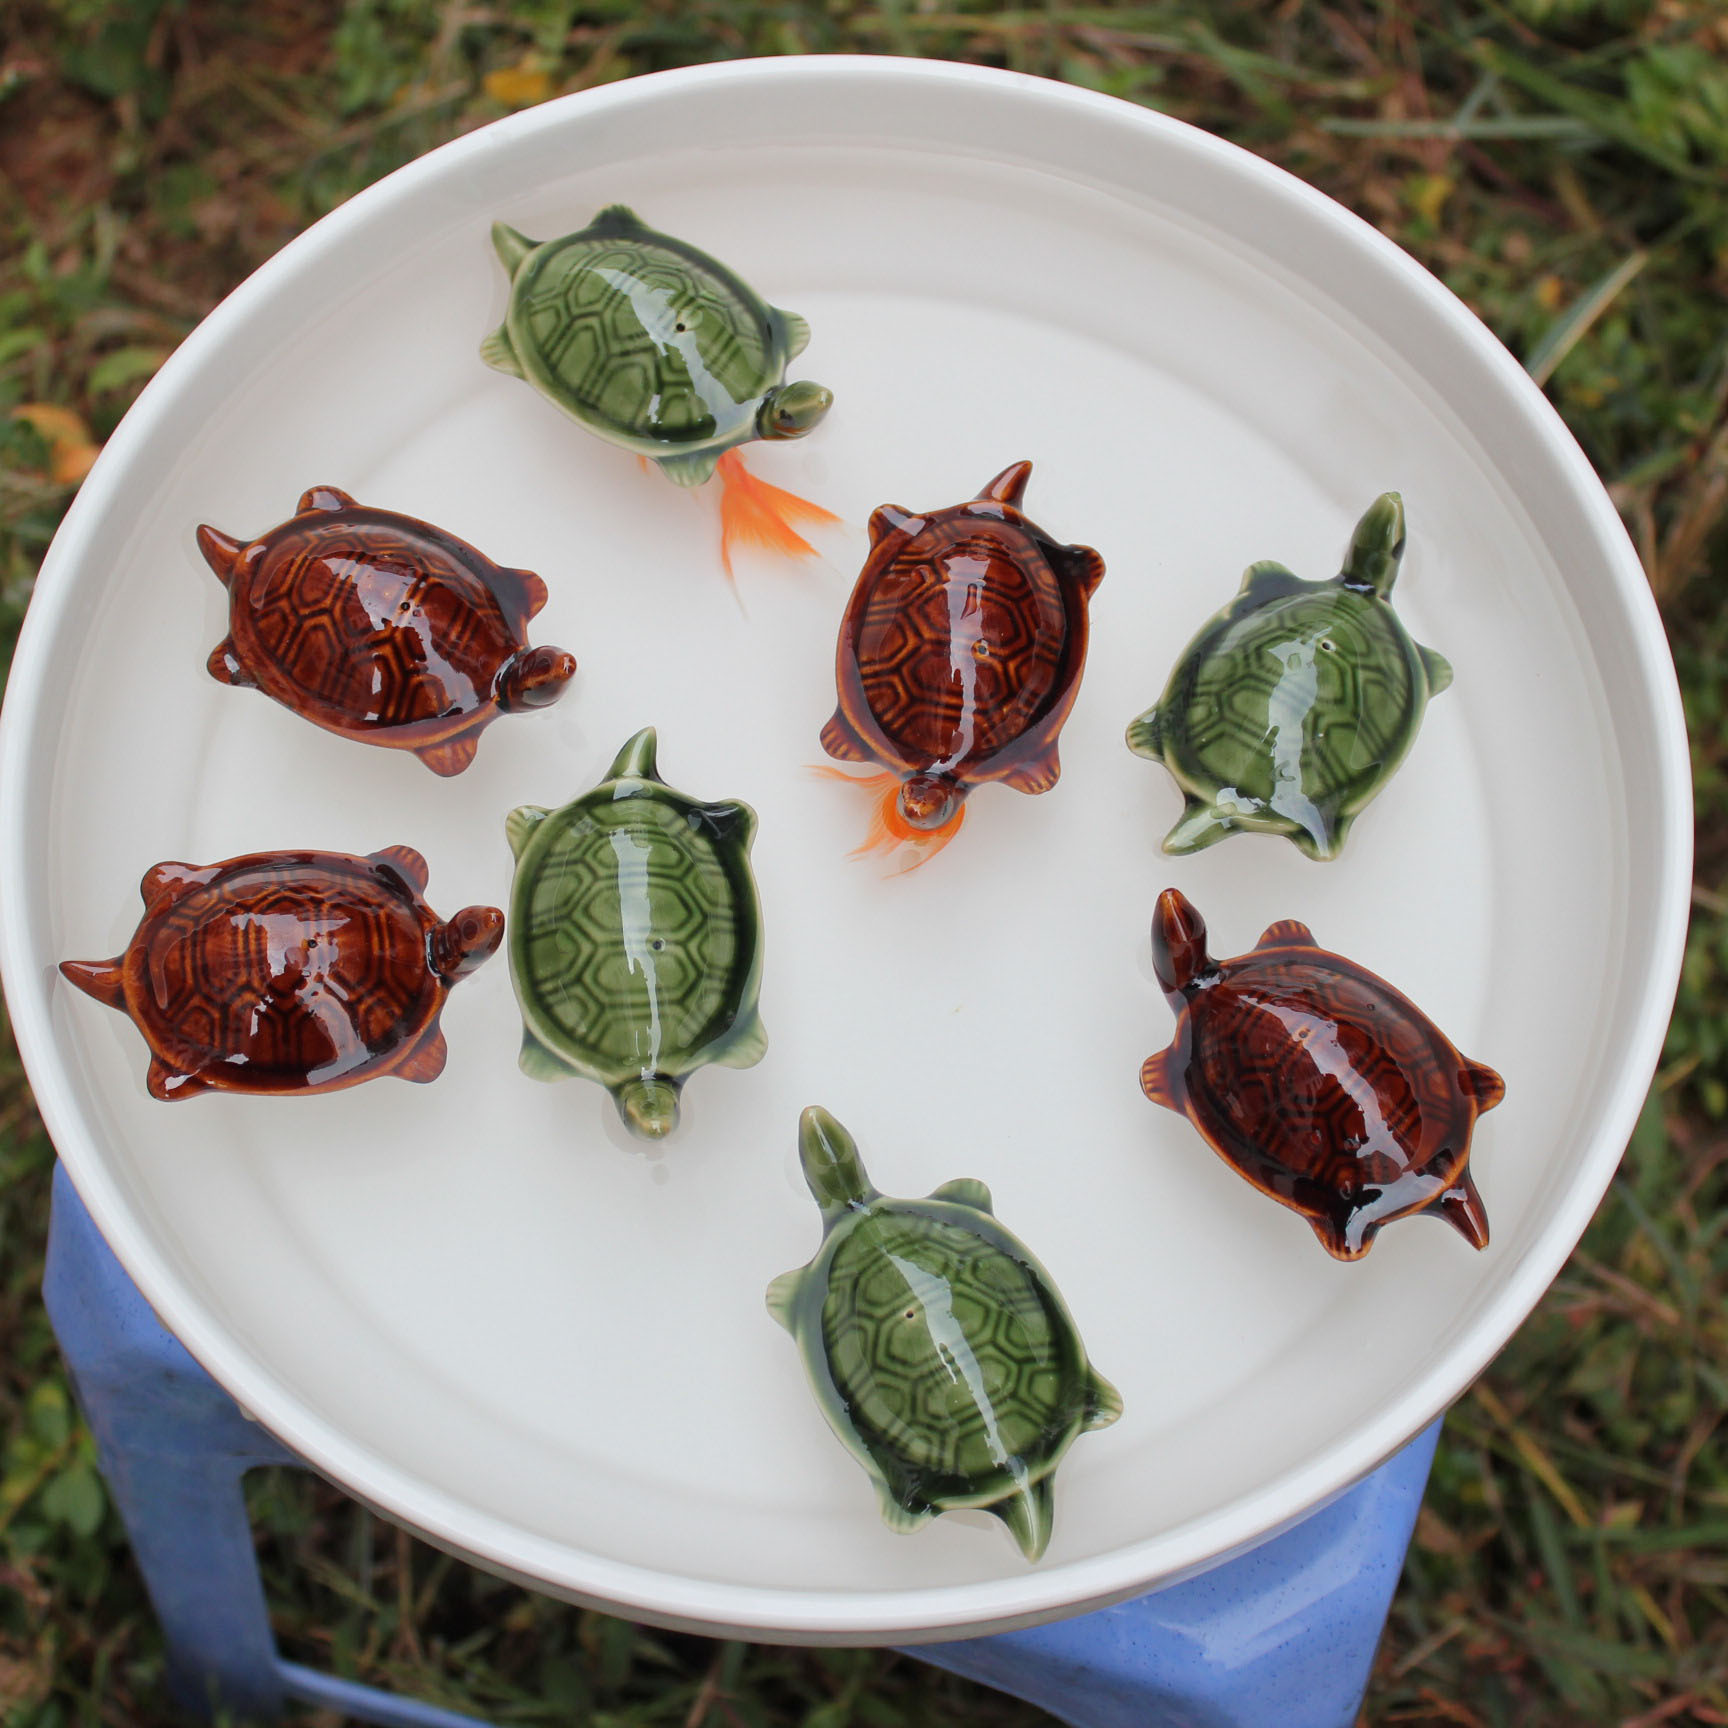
[1141, 889, 1502, 1260]
[60, 848, 502, 1099]
[768, 1107, 1121, 1560]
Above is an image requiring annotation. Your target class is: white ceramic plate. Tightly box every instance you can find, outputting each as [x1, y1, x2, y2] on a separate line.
[0, 58, 1690, 1643]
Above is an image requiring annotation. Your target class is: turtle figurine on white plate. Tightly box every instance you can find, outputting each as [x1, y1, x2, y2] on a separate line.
[505, 728, 765, 1140]
[1140, 888, 1503, 1260]
[482, 203, 837, 579]
[768, 1107, 1121, 1561]
[1127, 493, 1452, 859]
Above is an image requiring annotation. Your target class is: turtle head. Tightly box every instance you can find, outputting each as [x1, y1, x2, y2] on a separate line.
[1151, 889, 1216, 999]
[799, 1107, 876, 1214]
[618, 1076, 681, 1140]
[756, 381, 833, 441]
[897, 773, 963, 834]
[431, 905, 505, 980]
[1339, 492, 1406, 597]
[497, 645, 578, 711]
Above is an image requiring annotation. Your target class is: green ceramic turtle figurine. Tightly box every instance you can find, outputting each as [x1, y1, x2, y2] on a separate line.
[482, 203, 836, 576]
[768, 1108, 1121, 1561]
[506, 728, 765, 1140]
[1126, 493, 1452, 860]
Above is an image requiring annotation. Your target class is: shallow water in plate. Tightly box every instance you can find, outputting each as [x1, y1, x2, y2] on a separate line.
[30, 132, 1624, 1604]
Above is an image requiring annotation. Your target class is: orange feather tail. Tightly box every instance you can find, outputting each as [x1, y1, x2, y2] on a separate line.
[808, 765, 965, 872]
[716, 450, 839, 579]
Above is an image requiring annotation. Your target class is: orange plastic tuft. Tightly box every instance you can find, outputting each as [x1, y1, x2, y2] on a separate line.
[809, 765, 965, 873]
[715, 450, 839, 579]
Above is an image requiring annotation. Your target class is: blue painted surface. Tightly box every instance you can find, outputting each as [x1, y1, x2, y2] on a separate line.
[903, 1424, 1439, 1728]
[45, 1161, 1436, 1726]
[44, 1163, 296, 1720]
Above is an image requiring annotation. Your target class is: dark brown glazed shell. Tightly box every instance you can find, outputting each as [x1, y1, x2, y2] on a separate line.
[199, 487, 577, 776]
[59, 847, 503, 1099]
[1141, 889, 1503, 1261]
[821, 462, 1103, 835]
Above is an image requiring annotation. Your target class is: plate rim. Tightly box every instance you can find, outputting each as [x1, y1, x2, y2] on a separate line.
[0, 53, 1693, 1640]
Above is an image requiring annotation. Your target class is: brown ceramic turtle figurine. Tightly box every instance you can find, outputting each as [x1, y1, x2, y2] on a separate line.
[198, 486, 577, 775]
[1140, 888, 1502, 1261]
[818, 461, 1104, 868]
[60, 847, 503, 1099]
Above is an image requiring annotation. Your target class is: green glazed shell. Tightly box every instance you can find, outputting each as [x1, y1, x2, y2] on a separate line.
[481, 204, 830, 487]
[506, 728, 765, 1139]
[768, 1109, 1121, 1561]
[1127, 494, 1452, 860]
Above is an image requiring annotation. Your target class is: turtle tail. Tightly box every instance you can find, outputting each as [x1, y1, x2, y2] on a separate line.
[991, 1475, 1056, 1562]
[809, 766, 966, 873]
[714, 450, 838, 585]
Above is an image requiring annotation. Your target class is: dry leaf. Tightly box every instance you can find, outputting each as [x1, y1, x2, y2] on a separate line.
[483, 63, 553, 109]
[12, 403, 100, 485]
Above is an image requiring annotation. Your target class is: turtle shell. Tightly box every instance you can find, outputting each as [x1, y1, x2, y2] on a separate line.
[821, 461, 1104, 830]
[483, 204, 809, 464]
[506, 728, 765, 1141]
[59, 848, 504, 1100]
[769, 1109, 1120, 1560]
[1127, 494, 1450, 860]
[198, 486, 576, 777]
[1141, 889, 1502, 1260]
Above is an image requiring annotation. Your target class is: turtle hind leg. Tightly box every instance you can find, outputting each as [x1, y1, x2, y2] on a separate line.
[479, 325, 524, 379]
[1161, 797, 1239, 856]
[147, 1059, 209, 1102]
[1125, 706, 1162, 759]
[876, 1486, 936, 1537]
[1083, 1370, 1124, 1432]
[713, 449, 839, 583]
[990, 1476, 1056, 1562]
[206, 639, 255, 688]
[713, 1012, 768, 1071]
[1461, 1059, 1506, 1112]
[1139, 1050, 1182, 1112]
[765, 1268, 803, 1332]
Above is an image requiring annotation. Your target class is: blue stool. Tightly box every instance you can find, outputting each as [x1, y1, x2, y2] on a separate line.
[44, 1161, 1438, 1727]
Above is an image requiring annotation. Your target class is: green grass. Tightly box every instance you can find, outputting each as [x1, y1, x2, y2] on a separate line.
[2, 1, 1726, 1722]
